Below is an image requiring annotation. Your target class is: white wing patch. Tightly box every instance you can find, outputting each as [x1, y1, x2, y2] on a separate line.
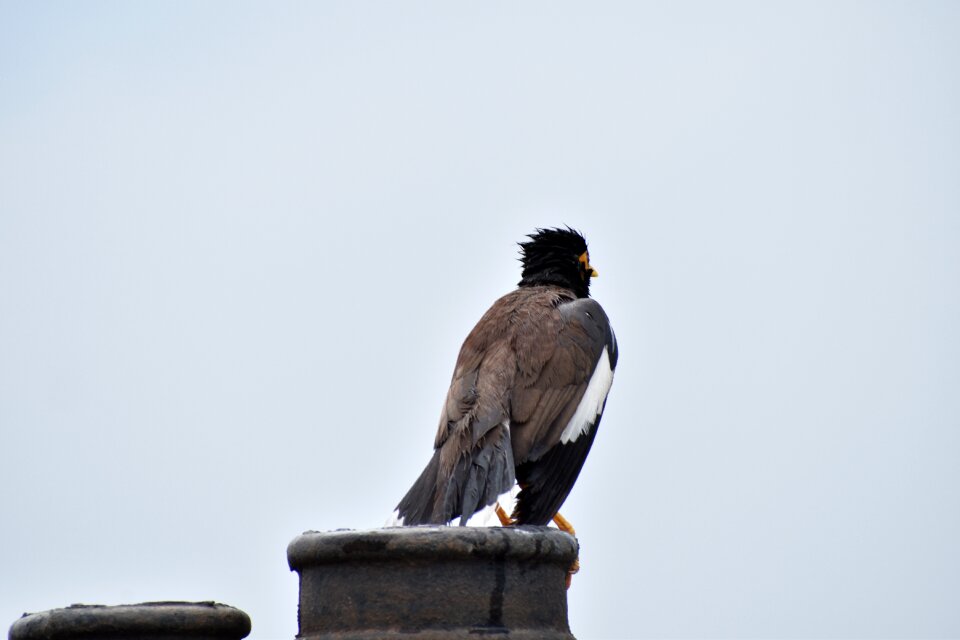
[559, 346, 614, 444]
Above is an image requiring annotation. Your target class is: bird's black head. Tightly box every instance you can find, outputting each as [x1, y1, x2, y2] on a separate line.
[518, 227, 598, 298]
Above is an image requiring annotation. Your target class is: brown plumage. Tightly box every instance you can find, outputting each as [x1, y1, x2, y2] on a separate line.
[397, 228, 617, 526]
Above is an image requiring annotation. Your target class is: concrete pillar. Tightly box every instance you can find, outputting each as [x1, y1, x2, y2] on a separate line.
[287, 526, 578, 639]
[8, 601, 251, 640]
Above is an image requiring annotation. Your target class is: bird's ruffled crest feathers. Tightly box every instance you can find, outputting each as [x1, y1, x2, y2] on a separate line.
[518, 227, 592, 298]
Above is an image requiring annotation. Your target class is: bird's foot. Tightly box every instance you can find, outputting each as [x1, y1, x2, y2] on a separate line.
[552, 511, 576, 537]
[552, 512, 580, 589]
[494, 503, 514, 527]
[565, 557, 581, 589]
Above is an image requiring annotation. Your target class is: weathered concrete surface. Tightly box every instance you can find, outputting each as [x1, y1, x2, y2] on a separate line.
[8, 601, 251, 640]
[287, 526, 578, 640]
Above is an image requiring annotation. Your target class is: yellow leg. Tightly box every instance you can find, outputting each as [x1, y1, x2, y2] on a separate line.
[552, 512, 577, 537]
[494, 503, 514, 527]
[552, 512, 580, 589]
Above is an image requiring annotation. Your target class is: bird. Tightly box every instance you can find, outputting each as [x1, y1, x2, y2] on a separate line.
[395, 227, 617, 542]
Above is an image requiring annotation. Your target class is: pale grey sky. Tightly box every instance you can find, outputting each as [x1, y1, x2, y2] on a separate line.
[2, 2, 959, 638]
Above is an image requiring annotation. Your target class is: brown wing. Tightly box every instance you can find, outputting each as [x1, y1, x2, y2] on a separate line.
[509, 296, 618, 525]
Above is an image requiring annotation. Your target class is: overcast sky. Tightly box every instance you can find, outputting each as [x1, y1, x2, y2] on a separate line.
[2, 2, 959, 638]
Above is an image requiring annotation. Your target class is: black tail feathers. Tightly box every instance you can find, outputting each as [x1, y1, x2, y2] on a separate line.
[396, 426, 514, 526]
[396, 449, 444, 525]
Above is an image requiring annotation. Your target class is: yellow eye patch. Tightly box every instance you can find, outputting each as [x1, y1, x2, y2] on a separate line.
[578, 252, 599, 278]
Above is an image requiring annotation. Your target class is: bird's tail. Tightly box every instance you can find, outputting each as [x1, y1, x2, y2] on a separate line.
[395, 449, 444, 525]
[396, 425, 515, 526]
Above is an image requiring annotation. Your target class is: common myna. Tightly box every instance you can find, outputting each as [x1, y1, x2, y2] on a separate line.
[396, 227, 617, 538]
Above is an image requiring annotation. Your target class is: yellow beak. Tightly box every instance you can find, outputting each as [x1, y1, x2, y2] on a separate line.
[579, 251, 598, 278]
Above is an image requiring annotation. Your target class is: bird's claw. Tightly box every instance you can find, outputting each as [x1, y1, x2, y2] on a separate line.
[551, 512, 580, 589]
[494, 503, 514, 527]
[565, 557, 580, 590]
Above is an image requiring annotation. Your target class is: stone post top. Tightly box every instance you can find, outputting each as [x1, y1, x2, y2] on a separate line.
[8, 601, 251, 640]
[287, 525, 578, 570]
[288, 526, 579, 639]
